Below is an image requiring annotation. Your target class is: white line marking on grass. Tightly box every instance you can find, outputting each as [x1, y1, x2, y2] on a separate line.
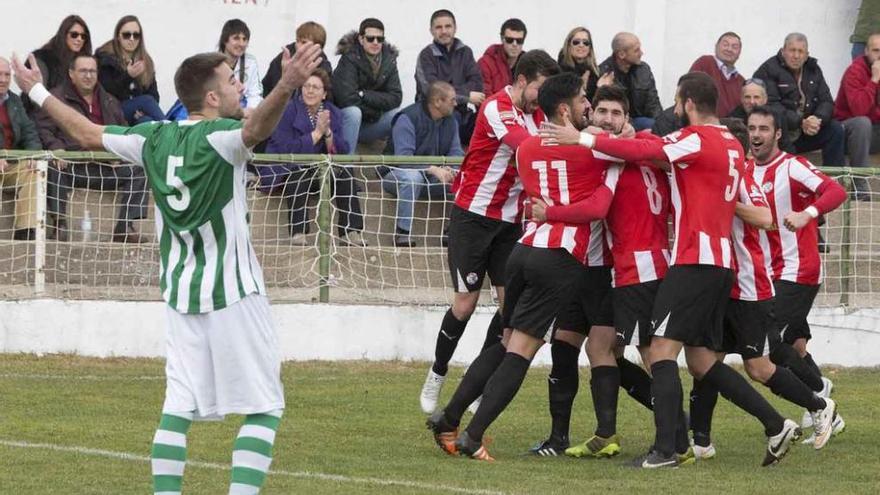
[0, 439, 508, 495]
[0, 373, 164, 381]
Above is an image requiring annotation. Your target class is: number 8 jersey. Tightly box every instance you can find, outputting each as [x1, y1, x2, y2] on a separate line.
[102, 119, 266, 314]
[661, 124, 745, 269]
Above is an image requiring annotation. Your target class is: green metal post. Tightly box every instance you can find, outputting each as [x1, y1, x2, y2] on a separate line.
[840, 173, 853, 306]
[317, 158, 332, 302]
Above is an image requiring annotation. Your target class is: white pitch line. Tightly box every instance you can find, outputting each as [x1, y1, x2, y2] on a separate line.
[0, 373, 164, 381]
[0, 439, 508, 495]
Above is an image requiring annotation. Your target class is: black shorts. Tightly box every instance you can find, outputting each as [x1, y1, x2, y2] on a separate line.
[613, 280, 661, 347]
[503, 244, 582, 340]
[722, 299, 777, 360]
[773, 280, 819, 344]
[555, 266, 614, 335]
[650, 265, 734, 349]
[447, 206, 522, 293]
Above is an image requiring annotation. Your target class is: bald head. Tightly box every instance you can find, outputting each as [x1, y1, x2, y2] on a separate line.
[612, 32, 637, 54]
[0, 57, 11, 97]
[741, 80, 767, 113]
[611, 32, 642, 69]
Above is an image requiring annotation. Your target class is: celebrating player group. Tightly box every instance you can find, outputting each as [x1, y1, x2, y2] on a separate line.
[422, 51, 846, 468]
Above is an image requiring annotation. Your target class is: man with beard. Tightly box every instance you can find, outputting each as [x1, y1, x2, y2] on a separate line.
[418, 50, 559, 416]
[426, 72, 620, 461]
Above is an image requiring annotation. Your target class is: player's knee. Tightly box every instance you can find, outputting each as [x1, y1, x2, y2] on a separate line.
[451, 293, 479, 320]
[743, 358, 773, 384]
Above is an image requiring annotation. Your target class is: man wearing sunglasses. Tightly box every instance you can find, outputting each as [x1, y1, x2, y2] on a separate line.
[478, 18, 527, 97]
[415, 9, 484, 146]
[598, 32, 662, 131]
[333, 17, 402, 153]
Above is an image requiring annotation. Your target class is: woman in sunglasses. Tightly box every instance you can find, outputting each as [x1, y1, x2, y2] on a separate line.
[96, 15, 163, 125]
[218, 18, 263, 113]
[557, 27, 599, 102]
[27, 15, 92, 103]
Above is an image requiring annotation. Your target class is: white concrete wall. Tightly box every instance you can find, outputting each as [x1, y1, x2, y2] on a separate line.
[2, 300, 879, 367]
[2, 0, 861, 112]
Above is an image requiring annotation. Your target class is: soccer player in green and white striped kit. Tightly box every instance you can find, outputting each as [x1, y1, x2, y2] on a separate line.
[12, 42, 323, 494]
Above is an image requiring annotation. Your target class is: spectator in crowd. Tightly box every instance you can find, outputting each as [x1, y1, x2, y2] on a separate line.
[262, 21, 333, 98]
[557, 27, 600, 102]
[263, 69, 367, 247]
[35, 54, 147, 243]
[24, 15, 93, 113]
[0, 57, 42, 240]
[689, 32, 745, 117]
[96, 15, 163, 125]
[478, 18, 527, 97]
[382, 81, 461, 247]
[754, 32, 845, 166]
[851, 0, 880, 59]
[598, 32, 662, 130]
[834, 32, 880, 199]
[728, 77, 792, 151]
[218, 19, 262, 112]
[333, 18, 402, 153]
[415, 9, 484, 146]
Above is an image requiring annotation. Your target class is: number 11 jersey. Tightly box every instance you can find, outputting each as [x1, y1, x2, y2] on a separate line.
[102, 118, 265, 314]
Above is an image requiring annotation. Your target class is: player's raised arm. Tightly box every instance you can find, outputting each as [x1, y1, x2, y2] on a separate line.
[12, 53, 105, 150]
[241, 42, 323, 148]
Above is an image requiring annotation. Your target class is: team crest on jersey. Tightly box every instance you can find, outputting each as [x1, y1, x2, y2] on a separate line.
[466, 272, 479, 285]
[721, 131, 735, 140]
[762, 182, 773, 194]
[749, 184, 764, 201]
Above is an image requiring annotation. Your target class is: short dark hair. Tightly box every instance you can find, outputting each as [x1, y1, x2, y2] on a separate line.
[513, 49, 560, 82]
[296, 21, 327, 48]
[720, 117, 749, 150]
[677, 72, 718, 115]
[218, 19, 250, 52]
[430, 9, 455, 25]
[748, 105, 780, 132]
[427, 80, 454, 102]
[716, 31, 741, 45]
[359, 18, 384, 35]
[592, 85, 629, 115]
[175, 52, 228, 113]
[500, 18, 527, 37]
[68, 53, 96, 70]
[537, 72, 584, 118]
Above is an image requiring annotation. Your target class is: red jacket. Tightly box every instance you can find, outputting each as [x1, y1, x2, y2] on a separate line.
[478, 44, 514, 96]
[689, 55, 745, 118]
[833, 55, 880, 123]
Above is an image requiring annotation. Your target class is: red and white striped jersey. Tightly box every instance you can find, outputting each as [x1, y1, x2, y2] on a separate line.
[751, 151, 830, 285]
[453, 86, 545, 222]
[662, 125, 745, 268]
[605, 163, 671, 287]
[731, 164, 775, 301]
[516, 136, 619, 265]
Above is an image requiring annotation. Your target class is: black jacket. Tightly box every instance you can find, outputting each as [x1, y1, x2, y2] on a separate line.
[598, 56, 663, 119]
[753, 51, 835, 138]
[651, 106, 682, 137]
[332, 31, 402, 123]
[558, 56, 599, 103]
[261, 42, 333, 98]
[96, 51, 160, 104]
[0, 92, 41, 150]
[414, 39, 483, 107]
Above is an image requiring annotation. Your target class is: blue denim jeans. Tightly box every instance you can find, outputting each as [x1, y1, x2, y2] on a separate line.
[380, 167, 451, 232]
[339, 106, 399, 154]
[121, 95, 165, 125]
[632, 116, 656, 132]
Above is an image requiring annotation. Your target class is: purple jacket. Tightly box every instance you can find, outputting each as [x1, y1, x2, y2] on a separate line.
[261, 95, 349, 193]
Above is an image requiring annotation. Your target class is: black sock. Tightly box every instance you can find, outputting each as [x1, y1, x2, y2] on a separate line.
[591, 366, 620, 438]
[480, 310, 504, 351]
[704, 361, 785, 437]
[650, 360, 682, 457]
[769, 344, 823, 392]
[549, 340, 580, 442]
[465, 353, 531, 442]
[766, 367, 826, 411]
[432, 308, 470, 376]
[803, 353, 823, 379]
[617, 357, 653, 410]
[444, 342, 506, 426]
[688, 378, 718, 447]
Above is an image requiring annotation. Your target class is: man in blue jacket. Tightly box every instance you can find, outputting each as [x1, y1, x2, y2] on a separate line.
[383, 81, 461, 247]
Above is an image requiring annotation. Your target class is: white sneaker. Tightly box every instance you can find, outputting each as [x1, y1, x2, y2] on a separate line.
[420, 369, 446, 414]
[693, 443, 716, 460]
[801, 409, 814, 429]
[818, 377, 833, 398]
[803, 412, 846, 445]
[810, 398, 837, 450]
[467, 395, 482, 414]
[763, 419, 801, 467]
